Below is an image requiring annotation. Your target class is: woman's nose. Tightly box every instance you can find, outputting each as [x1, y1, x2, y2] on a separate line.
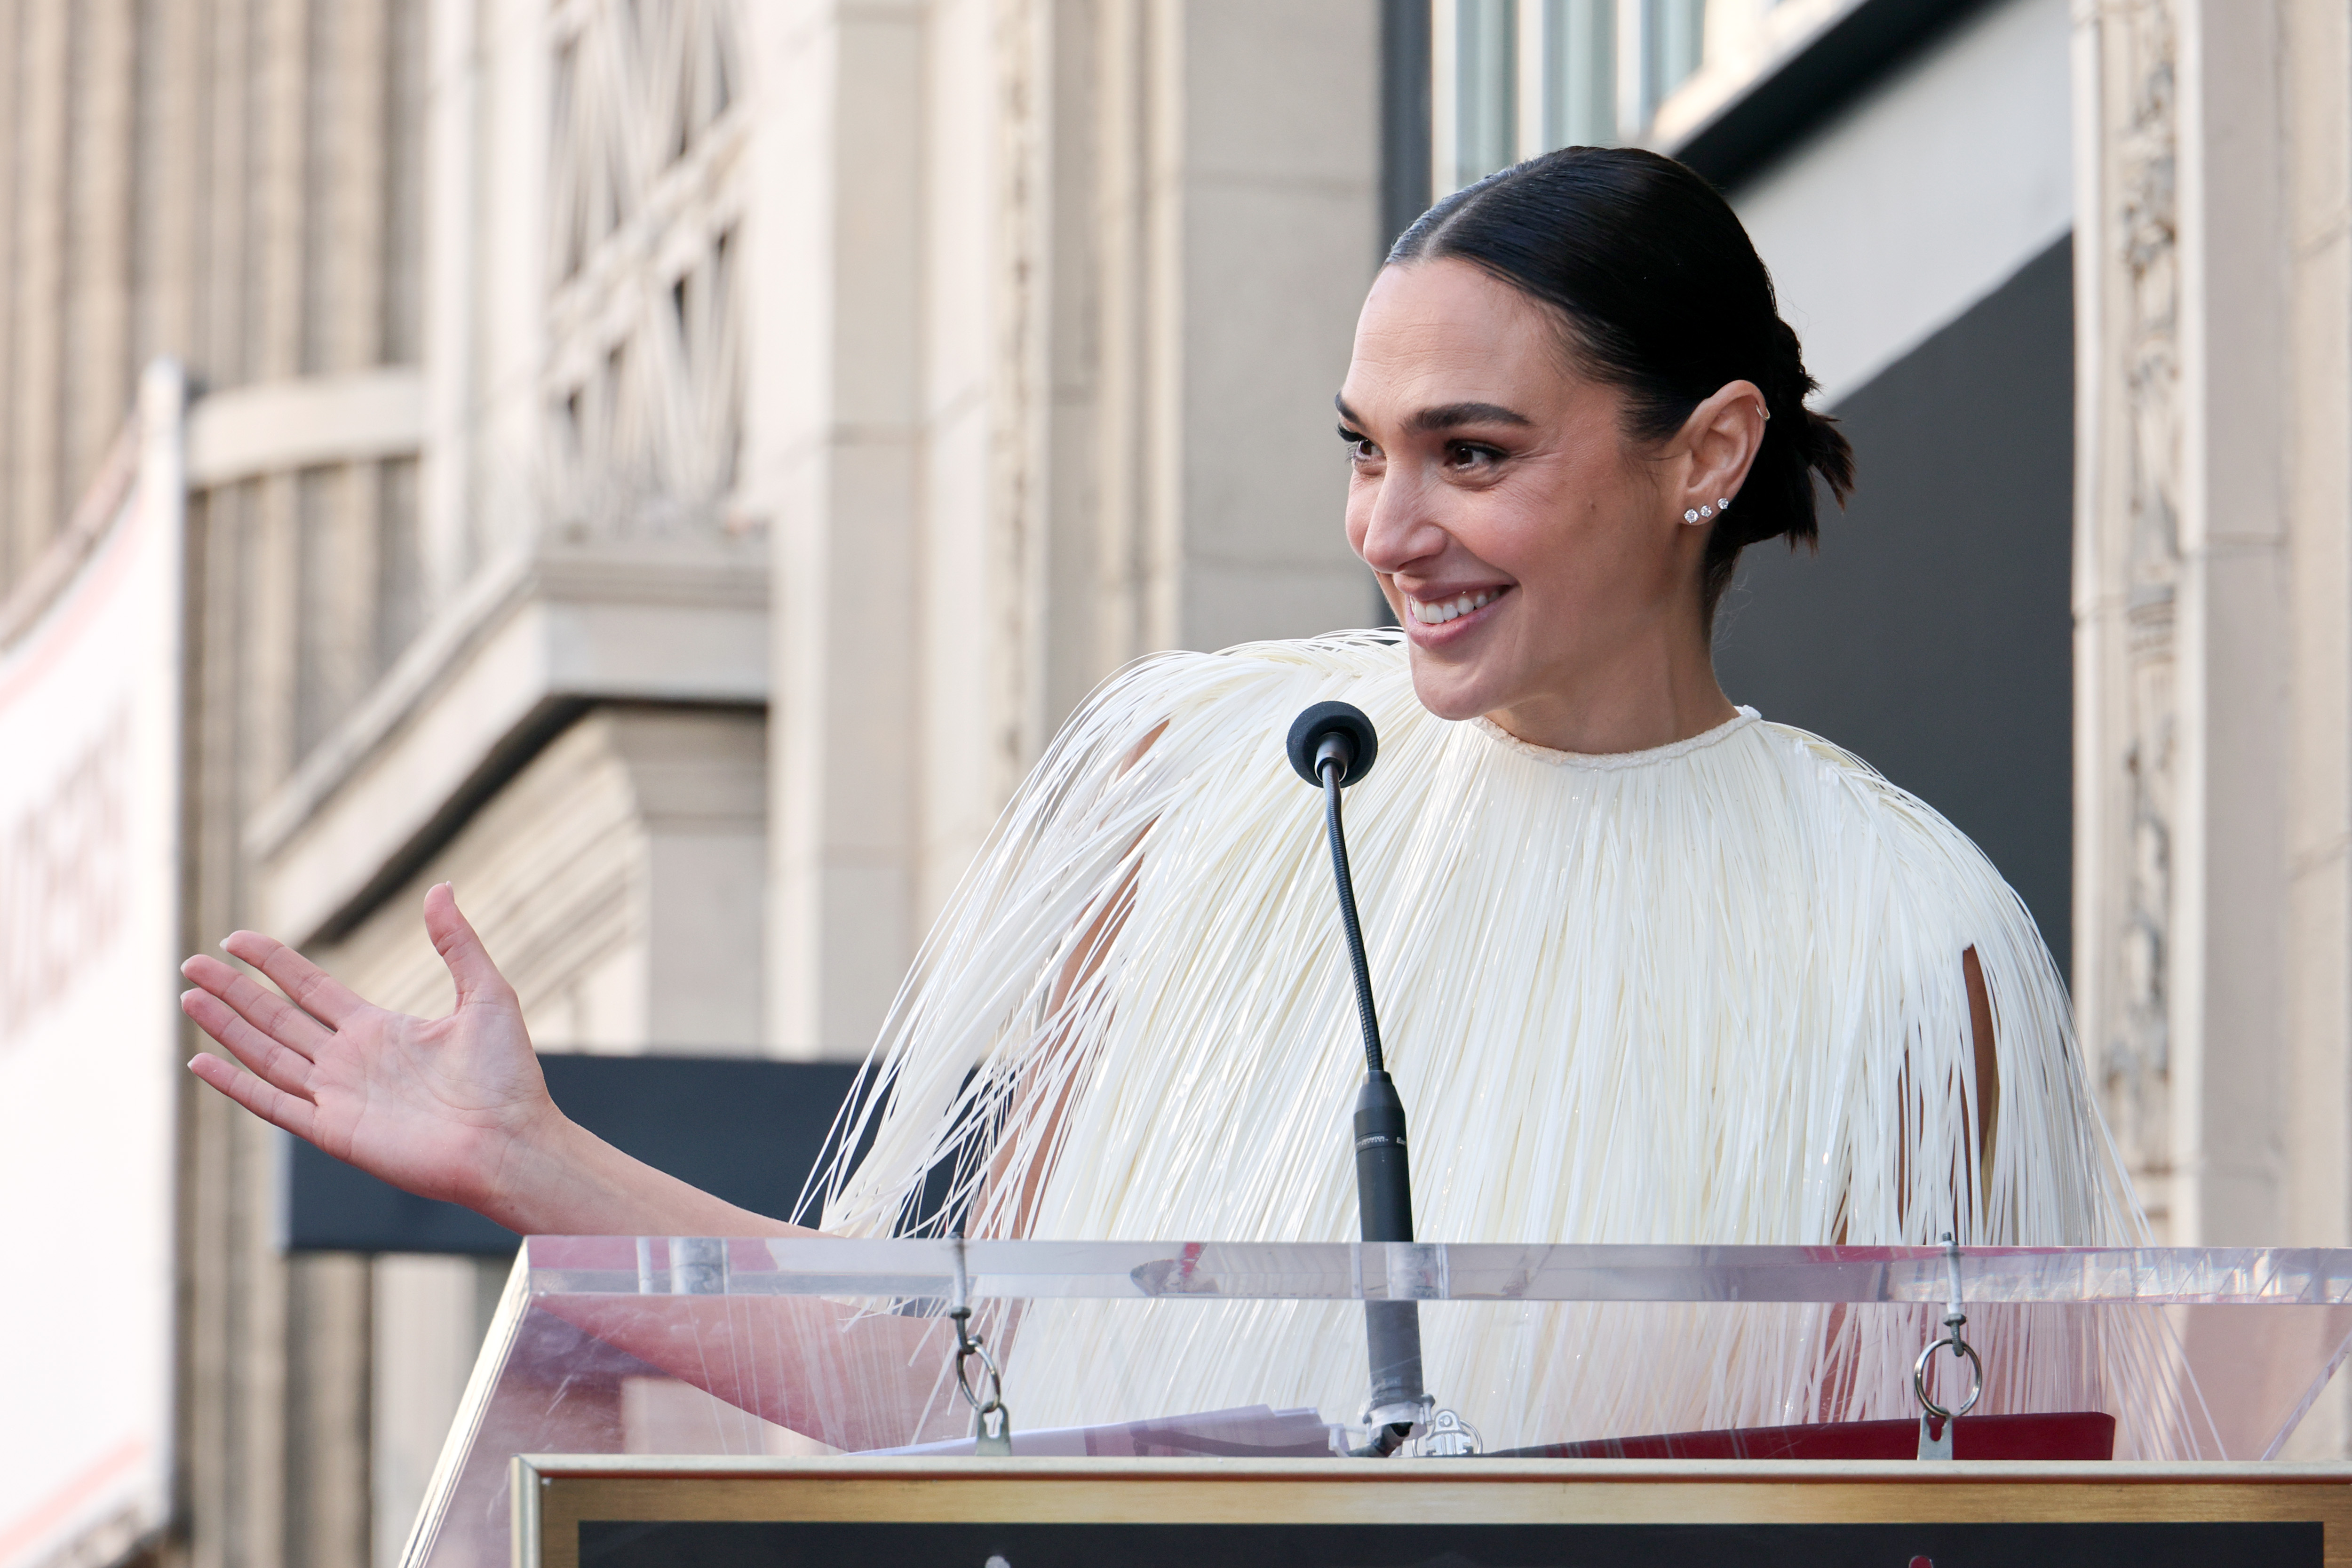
[1357, 470, 1446, 573]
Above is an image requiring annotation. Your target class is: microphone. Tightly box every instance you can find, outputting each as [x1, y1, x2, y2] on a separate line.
[1287, 701, 1426, 1457]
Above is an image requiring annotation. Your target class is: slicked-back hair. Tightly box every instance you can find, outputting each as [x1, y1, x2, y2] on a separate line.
[1390, 146, 1855, 623]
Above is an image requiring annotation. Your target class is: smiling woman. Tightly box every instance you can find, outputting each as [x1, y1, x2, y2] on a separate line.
[819, 148, 2144, 1443]
[1338, 146, 1851, 754]
[178, 146, 2160, 1453]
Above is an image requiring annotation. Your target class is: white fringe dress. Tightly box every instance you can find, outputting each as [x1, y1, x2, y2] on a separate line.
[816, 633, 2179, 1453]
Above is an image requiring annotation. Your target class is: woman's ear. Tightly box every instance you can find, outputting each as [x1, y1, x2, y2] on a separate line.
[1673, 379, 1768, 517]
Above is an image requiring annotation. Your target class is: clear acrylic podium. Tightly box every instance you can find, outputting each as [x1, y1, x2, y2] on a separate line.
[402, 1239, 2352, 1568]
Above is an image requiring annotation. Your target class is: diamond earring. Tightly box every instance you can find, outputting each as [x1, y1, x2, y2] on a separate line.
[1683, 509, 1701, 524]
[1717, 497, 1732, 509]
[1697, 504, 1715, 519]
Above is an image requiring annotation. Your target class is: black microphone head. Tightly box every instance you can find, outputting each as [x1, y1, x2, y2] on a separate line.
[1287, 701, 1379, 788]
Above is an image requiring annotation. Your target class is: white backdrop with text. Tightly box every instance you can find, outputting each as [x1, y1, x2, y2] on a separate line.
[0, 364, 183, 1568]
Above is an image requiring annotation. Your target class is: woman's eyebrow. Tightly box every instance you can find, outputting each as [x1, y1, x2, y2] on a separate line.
[1409, 401, 1533, 432]
[1331, 394, 1533, 433]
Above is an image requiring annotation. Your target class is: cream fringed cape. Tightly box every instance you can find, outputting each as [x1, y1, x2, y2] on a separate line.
[813, 633, 2194, 1454]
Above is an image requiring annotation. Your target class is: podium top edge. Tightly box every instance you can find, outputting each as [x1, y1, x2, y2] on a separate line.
[510, 1453, 2352, 1483]
[514, 1239, 2352, 1305]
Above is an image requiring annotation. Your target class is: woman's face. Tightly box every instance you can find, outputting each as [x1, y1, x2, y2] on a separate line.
[1338, 258, 1736, 739]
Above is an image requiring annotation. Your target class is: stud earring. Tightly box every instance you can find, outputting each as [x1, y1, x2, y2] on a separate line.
[1683, 508, 1701, 524]
[1697, 504, 1715, 519]
[1717, 497, 1731, 509]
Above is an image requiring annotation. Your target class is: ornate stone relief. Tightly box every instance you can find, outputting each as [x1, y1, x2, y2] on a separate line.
[2094, 0, 2181, 1204]
[541, 0, 748, 543]
[993, 0, 1049, 787]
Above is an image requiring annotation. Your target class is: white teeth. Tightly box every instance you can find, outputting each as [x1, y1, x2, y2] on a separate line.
[1411, 589, 1499, 624]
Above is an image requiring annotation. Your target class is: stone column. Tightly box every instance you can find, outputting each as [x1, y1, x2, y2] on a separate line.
[8, 0, 68, 575]
[2267, 0, 2352, 1289]
[743, 0, 927, 1061]
[2074, 0, 2352, 1453]
[928, 0, 1382, 924]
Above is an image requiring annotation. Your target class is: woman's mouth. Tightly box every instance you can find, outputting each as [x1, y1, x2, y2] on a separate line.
[1406, 586, 1509, 626]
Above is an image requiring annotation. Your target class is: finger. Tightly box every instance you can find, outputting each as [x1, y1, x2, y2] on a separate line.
[181, 952, 330, 1058]
[422, 883, 517, 1009]
[222, 929, 366, 1029]
[182, 988, 317, 1098]
[188, 1052, 320, 1143]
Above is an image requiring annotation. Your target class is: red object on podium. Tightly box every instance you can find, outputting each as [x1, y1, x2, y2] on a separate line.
[1504, 1410, 2116, 1461]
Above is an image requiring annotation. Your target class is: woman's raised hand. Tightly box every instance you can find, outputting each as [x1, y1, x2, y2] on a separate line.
[181, 882, 558, 1219]
[183, 882, 807, 1239]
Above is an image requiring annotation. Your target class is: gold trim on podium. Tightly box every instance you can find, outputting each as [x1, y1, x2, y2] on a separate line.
[510, 1455, 2352, 1568]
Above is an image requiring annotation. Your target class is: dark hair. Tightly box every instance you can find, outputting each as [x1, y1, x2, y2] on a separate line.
[1388, 146, 1854, 623]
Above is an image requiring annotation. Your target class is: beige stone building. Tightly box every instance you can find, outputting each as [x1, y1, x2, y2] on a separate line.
[0, 1, 2347, 1565]
[1, 3, 1381, 1564]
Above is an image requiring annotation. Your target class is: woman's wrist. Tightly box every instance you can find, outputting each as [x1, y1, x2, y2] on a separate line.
[471, 1103, 813, 1238]
[467, 1098, 597, 1234]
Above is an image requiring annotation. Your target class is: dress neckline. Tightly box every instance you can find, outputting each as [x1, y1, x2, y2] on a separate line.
[1468, 706, 1760, 770]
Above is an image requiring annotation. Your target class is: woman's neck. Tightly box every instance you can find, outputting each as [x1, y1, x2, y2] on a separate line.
[1478, 634, 1738, 756]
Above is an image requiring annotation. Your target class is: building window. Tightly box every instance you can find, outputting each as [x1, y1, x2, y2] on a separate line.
[1545, 0, 1619, 152]
[1451, 0, 1518, 192]
[1430, 0, 1708, 197]
[1643, 0, 1707, 127]
[544, 0, 747, 541]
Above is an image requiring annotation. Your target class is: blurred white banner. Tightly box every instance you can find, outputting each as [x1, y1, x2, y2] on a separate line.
[0, 362, 184, 1568]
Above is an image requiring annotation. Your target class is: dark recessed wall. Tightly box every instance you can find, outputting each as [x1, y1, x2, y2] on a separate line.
[1711, 234, 2074, 977]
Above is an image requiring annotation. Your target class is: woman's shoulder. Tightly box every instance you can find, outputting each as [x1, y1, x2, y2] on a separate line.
[1747, 716, 2026, 908]
[1001, 631, 1420, 832]
[1750, 717, 1963, 830]
[1065, 630, 1417, 756]
[1099, 629, 1411, 699]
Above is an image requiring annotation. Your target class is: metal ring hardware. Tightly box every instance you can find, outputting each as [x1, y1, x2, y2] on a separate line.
[953, 1333, 1008, 1426]
[1913, 1230, 1984, 1423]
[947, 1232, 1011, 1450]
[1913, 1334, 1984, 1420]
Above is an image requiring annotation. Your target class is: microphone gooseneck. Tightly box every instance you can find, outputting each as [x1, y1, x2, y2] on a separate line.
[1286, 700, 1427, 1456]
[1320, 744, 1385, 1078]
[1286, 700, 1386, 1075]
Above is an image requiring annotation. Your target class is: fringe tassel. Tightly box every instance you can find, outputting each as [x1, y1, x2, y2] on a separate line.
[812, 634, 2169, 1449]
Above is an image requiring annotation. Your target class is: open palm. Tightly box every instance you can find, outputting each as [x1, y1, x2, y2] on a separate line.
[182, 883, 556, 1217]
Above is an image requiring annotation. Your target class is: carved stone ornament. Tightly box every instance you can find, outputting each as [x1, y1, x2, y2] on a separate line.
[2100, 0, 2181, 1193]
[541, 0, 748, 543]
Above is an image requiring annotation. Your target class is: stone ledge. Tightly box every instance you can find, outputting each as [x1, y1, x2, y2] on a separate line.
[185, 366, 426, 486]
[248, 536, 769, 946]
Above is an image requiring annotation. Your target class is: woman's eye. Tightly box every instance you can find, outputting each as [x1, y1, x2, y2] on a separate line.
[1446, 441, 1502, 470]
[1336, 427, 1380, 463]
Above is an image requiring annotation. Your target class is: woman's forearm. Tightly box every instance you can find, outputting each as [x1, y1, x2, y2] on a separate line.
[476, 1107, 819, 1238]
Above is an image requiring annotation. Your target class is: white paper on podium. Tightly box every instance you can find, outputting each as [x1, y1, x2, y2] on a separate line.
[872, 1404, 1337, 1458]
